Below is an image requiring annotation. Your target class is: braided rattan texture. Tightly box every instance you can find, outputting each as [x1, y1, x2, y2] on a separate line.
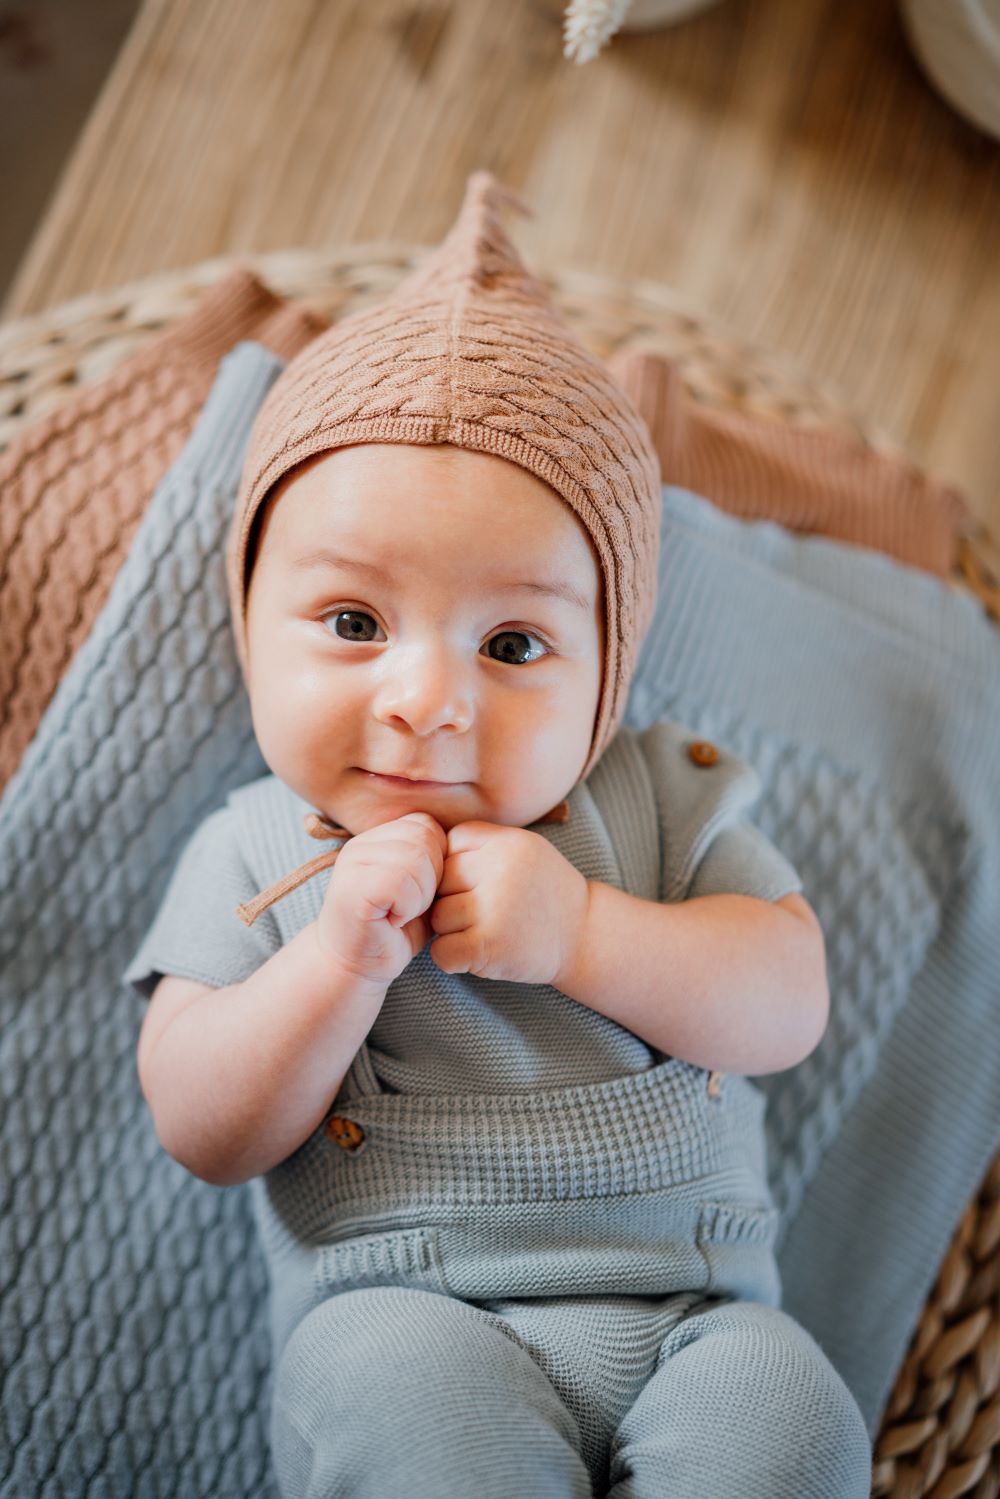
[0, 247, 997, 1497]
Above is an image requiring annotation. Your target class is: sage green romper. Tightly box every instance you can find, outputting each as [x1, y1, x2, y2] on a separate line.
[126, 720, 870, 1497]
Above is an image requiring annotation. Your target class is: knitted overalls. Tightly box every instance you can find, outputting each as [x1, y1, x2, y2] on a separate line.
[126, 720, 871, 1497]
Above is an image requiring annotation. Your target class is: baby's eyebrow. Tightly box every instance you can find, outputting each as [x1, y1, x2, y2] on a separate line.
[288, 547, 592, 613]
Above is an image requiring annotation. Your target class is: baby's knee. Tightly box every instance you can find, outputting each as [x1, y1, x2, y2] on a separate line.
[274, 1286, 487, 1415]
[271, 1289, 486, 1493]
[685, 1301, 870, 1494]
[614, 1300, 871, 1499]
[270, 1287, 589, 1499]
[745, 1305, 871, 1494]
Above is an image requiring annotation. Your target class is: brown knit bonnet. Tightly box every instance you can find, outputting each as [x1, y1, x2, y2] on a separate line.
[227, 169, 662, 789]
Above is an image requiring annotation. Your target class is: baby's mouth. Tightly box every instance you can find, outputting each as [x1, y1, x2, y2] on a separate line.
[358, 768, 464, 790]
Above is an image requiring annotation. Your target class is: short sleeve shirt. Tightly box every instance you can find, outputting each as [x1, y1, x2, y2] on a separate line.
[124, 721, 802, 1093]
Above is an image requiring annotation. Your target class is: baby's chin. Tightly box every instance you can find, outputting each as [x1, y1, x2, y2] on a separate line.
[310, 771, 560, 834]
[279, 765, 567, 833]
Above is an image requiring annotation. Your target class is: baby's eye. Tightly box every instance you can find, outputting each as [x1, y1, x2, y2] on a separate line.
[322, 611, 547, 665]
[483, 630, 548, 666]
[325, 609, 384, 643]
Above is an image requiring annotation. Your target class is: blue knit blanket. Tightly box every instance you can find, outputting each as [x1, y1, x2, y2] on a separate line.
[2, 341, 997, 1495]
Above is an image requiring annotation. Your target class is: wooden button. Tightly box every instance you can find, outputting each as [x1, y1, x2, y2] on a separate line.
[688, 740, 719, 767]
[707, 1071, 725, 1099]
[326, 1115, 365, 1150]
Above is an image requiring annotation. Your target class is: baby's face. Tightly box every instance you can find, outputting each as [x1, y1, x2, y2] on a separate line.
[244, 442, 604, 833]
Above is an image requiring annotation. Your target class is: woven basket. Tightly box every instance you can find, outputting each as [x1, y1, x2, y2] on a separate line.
[1, 248, 998, 1497]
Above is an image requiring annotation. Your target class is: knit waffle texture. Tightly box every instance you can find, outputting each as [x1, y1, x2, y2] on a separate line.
[1, 342, 998, 1497]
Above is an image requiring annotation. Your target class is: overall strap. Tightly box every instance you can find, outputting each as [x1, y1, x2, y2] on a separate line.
[584, 725, 727, 1099]
[583, 728, 662, 905]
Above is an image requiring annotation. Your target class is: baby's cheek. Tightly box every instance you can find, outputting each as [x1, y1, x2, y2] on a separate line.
[250, 678, 313, 763]
[248, 679, 293, 755]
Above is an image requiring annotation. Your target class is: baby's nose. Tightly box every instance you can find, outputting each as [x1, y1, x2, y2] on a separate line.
[372, 650, 474, 735]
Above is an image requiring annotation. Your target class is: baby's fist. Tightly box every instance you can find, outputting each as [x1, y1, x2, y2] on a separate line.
[315, 812, 447, 988]
[428, 822, 590, 987]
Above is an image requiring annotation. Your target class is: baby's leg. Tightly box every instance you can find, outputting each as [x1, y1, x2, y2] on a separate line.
[269, 1285, 592, 1499]
[606, 1298, 871, 1499]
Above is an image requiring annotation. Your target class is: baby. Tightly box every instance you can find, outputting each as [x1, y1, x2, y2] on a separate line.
[125, 172, 871, 1497]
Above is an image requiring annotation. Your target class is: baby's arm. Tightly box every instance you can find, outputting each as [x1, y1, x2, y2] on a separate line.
[137, 810, 446, 1187]
[138, 926, 388, 1187]
[555, 887, 828, 1076]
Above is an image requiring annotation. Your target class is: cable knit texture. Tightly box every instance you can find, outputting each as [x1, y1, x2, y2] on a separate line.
[0, 269, 325, 792]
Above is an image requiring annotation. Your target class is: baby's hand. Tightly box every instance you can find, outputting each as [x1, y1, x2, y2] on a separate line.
[429, 823, 590, 987]
[315, 812, 448, 987]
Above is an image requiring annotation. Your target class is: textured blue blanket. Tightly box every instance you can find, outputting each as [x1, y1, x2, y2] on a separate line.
[1, 341, 997, 1494]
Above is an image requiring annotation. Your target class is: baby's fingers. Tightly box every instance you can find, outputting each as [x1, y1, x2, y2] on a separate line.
[397, 812, 447, 883]
[381, 851, 441, 928]
[429, 892, 473, 936]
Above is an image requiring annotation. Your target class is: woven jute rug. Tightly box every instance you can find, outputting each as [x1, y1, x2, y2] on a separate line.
[1, 248, 997, 1498]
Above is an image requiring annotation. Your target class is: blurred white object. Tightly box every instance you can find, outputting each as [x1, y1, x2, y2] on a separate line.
[563, 0, 723, 63]
[563, 0, 628, 63]
[900, 0, 1000, 141]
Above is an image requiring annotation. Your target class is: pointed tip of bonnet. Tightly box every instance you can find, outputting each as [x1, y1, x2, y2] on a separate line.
[463, 168, 536, 227]
[394, 167, 547, 303]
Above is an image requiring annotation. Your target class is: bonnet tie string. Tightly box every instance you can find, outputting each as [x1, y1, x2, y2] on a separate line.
[236, 798, 571, 928]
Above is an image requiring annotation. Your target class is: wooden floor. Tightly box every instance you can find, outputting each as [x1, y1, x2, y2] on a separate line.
[5, 0, 1000, 532]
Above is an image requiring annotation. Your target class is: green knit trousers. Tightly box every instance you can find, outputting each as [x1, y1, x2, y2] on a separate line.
[269, 1286, 871, 1497]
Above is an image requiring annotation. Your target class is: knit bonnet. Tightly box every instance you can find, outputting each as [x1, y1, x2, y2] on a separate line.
[227, 169, 662, 789]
